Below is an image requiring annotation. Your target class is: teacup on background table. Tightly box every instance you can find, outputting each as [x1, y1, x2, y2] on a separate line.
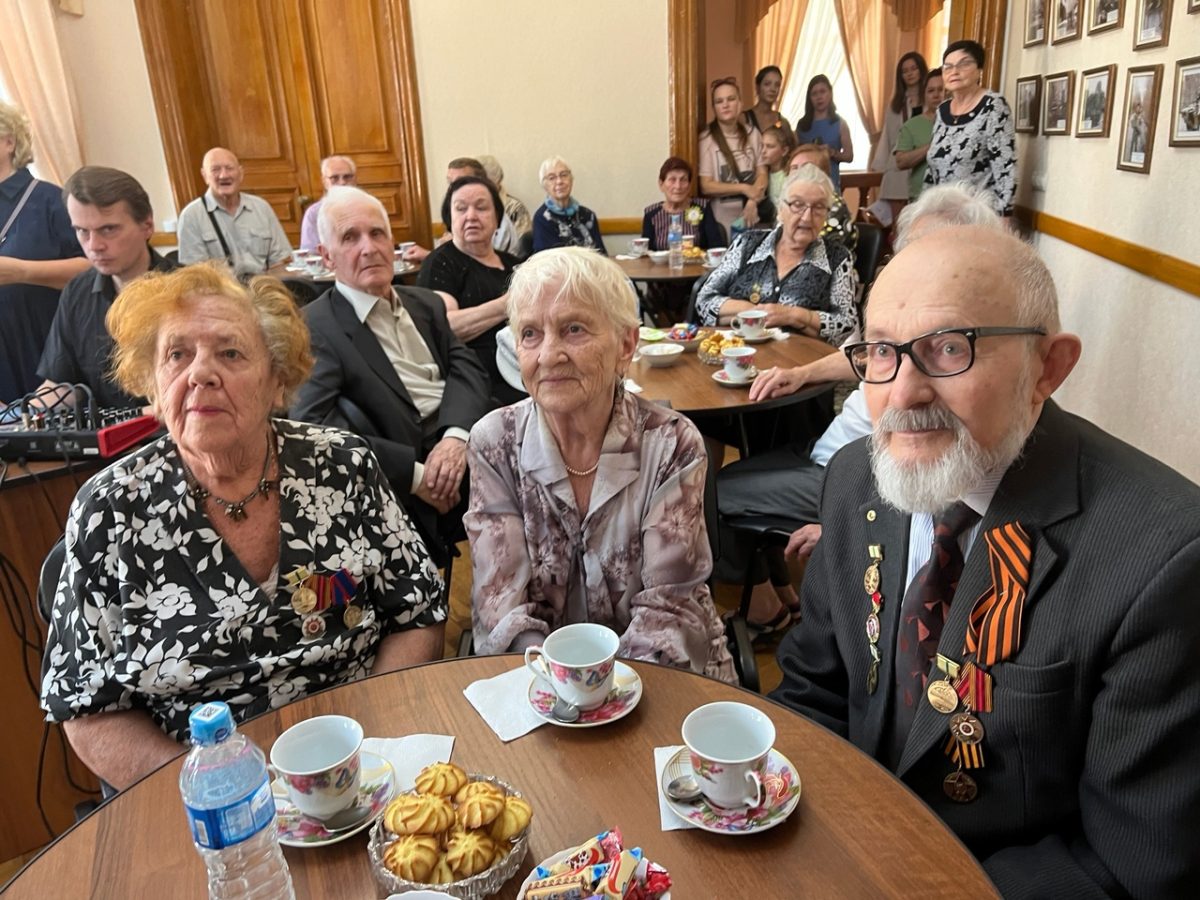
[524, 623, 619, 711]
[303, 254, 326, 276]
[732, 309, 768, 339]
[705, 246, 727, 266]
[630, 237, 649, 257]
[269, 714, 363, 820]
[720, 346, 757, 383]
[682, 702, 776, 809]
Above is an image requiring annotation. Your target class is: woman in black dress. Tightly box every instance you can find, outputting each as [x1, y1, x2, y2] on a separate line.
[418, 176, 523, 405]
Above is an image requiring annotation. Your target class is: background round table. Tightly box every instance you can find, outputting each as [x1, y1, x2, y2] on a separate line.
[2, 656, 997, 899]
[614, 256, 710, 283]
[633, 333, 837, 416]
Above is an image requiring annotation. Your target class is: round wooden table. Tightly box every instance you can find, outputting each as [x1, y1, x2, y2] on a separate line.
[614, 256, 709, 283]
[633, 333, 837, 416]
[2, 657, 996, 899]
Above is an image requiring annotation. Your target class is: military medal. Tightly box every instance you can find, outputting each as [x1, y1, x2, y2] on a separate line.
[863, 545, 884, 694]
[291, 587, 317, 615]
[301, 613, 326, 639]
[943, 769, 978, 803]
[926, 679, 959, 714]
[342, 604, 363, 628]
[949, 712, 985, 745]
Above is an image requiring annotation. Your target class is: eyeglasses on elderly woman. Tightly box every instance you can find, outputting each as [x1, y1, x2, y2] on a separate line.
[844, 326, 1047, 383]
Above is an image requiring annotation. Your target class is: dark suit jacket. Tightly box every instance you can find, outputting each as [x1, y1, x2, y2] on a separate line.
[771, 401, 1200, 899]
[291, 285, 489, 541]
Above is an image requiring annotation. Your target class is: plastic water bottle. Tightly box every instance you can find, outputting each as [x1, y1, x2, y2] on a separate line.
[668, 213, 684, 271]
[180, 702, 295, 900]
[730, 216, 747, 241]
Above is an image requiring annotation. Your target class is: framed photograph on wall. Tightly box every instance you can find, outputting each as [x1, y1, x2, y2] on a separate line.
[1025, 0, 1049, 45]
[1169, 56, 1200, 146]
[1053, 0, 1084, 42]
[1118, 65, 1163, 172]
[1016, 77, 1043, 133]
[1078, 66, 1117, 137]
[1087, 0, 1124, 33]
[1132, 0, 1172, 49]
[1043, 71, 1076, 135]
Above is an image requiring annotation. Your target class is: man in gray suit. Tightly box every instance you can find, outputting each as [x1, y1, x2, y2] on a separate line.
[772, 226, 1200, 897]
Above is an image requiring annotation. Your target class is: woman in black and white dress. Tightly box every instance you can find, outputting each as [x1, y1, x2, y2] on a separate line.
[924, 40, 1016, 217]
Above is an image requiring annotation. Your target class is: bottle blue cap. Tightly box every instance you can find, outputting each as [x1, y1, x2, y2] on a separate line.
[189, 701, 236, 745]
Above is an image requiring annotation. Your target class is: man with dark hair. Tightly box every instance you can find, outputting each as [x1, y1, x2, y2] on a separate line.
[33, 166, 178, 409]
[400, 157, 519, 262]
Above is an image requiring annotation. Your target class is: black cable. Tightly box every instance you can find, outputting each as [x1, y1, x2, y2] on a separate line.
[0, 553, 44, 696]
[17, 459, 67, 533]
[34, 723, 56, 841]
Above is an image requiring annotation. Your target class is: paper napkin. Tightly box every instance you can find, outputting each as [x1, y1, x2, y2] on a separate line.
[624, 378, 644, 394]
[362, 734, 455, 791]
[463, 664, 547, 742]
[654, 745, 696, 831]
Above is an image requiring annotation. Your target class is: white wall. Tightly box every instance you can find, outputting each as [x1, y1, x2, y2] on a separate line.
[408, 1, 670, 225]
[1003, 3, 1200, 483]
[53, 2, 175, 228]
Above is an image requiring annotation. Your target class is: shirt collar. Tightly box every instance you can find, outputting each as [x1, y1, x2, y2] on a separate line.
[745, 228, 833, 275]
[961, 469, 1004, 518]
[0, 165, 34, 199]
[203, 188, 245, 215]
[336, 280, 395, 323]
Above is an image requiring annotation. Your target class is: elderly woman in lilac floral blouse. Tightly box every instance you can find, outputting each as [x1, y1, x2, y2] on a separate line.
[464, 247, 734, 681]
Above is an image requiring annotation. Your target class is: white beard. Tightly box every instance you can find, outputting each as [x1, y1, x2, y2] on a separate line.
[869, 402, 1030, 515]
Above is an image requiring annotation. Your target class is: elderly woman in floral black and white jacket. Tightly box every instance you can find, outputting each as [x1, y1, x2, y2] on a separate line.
[695, 165, 857, 345]
[40, 263, 445, 789]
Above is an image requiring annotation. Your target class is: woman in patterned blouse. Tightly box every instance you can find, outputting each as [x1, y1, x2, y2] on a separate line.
[40, 263, 445, 787]
[695, 164, 858, 345]
[465, 248, 734, 681]
[531, 156, 606, 255]
[924, 40, 1016, 216]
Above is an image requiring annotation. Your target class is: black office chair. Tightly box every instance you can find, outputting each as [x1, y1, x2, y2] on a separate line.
[165, 249, 180, 265]
[515, 231, 534, 261]
[281, 277, 323, 307]
[685, 271, 711, 325]
[37, 537, 118, 819]
[852, 223, 885, 298]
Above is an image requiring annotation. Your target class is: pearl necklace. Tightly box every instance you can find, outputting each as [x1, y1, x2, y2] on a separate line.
[564, 460, 599, 478]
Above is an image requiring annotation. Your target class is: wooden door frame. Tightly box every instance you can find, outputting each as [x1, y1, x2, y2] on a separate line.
[134, 0, 430, 245]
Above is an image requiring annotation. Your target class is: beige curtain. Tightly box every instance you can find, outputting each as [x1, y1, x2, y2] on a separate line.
[752, 0, 811, 103]
[0, 0, 84, 184]
[885, 0, 943, 31]
[778, 0, 848, 122]
[832, 0, 904, 157]
[736, 0, 784, 43]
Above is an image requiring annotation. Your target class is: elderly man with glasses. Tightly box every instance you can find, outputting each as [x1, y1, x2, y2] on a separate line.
[770, 224, 1200, 898]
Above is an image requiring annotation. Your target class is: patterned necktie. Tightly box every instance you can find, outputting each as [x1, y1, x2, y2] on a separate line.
[891, 502, 981, 755]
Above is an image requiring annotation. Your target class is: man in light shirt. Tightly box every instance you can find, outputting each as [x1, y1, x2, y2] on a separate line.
[176, 147, 292, 276]
[299, 155, 357, 251]
[290, 187, 489, 560]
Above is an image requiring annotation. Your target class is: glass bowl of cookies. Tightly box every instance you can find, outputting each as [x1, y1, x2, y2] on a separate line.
[369, 763, 532, 899]
[697, 331, 745, 365]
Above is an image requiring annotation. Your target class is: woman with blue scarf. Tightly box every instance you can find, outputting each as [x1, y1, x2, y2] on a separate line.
[531, 156, 606, 255]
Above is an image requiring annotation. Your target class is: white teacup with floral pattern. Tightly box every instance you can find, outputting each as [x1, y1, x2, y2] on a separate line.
[269, 714, 363, 820]
[682, 702, 776, 809]
[524, 623, 620, 711]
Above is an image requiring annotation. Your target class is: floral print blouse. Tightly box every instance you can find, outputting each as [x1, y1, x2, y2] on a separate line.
[465, 396, 735, 682]
[694, 228, 858, 343]
[41, 419, 445, 740]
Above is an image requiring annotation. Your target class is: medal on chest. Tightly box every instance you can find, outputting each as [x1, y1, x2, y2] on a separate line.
[863, 544, 884, 694]
[285, 566, 363, 639]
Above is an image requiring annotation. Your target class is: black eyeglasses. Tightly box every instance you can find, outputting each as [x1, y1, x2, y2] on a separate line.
[843, 326, 1047, 384]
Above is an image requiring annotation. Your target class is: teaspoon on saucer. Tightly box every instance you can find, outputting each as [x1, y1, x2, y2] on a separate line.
[320, 803, 374, 833]
[550, 697, 581, 723]
[664, 774, 703, 803]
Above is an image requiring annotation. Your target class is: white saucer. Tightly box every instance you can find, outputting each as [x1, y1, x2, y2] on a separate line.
[735, 328, 783, 344]
[712, 368, 758, 387]
[527, 660, 643, 728]
[272, 749, 395, 847]
[660, 746, 801, 835]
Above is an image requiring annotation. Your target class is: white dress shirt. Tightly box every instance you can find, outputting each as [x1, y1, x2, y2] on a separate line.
[336, 281, 470, 490]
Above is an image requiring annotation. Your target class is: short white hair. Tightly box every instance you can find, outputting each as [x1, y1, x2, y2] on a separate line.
[320, 155, 356, 175]
[507, 247, 639, 334]
[894, 183, 1000, 250]
[317, 186, 389, 248]
[538, 156, 571, 184]
[783, 164, 836, 207]
[477, 154, 504, 185]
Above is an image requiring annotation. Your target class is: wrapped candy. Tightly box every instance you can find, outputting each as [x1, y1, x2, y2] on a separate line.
[532, 829, 670, 900]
